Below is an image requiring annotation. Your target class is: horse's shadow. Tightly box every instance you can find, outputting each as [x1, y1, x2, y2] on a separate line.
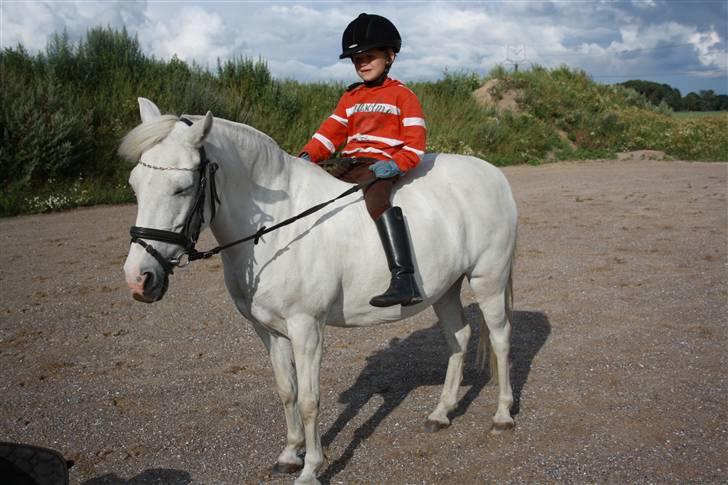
[320, 308, 550, 482]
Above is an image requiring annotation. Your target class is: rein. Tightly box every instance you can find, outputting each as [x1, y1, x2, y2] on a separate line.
[186, 178, 375, 263]
[129, 118, 376, 275]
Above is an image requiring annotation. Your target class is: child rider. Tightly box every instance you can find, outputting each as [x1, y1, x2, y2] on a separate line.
[299, 13, 426, 308]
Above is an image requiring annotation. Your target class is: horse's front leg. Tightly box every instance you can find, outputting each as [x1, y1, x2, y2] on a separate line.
[251, 323, 305, 473]
[287, 315, 325, 485]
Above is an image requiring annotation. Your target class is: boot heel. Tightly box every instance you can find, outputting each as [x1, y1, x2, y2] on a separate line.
[402, 295, 423, 306]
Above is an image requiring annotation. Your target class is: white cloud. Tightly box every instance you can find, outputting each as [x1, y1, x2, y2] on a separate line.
[139, 6, 239, 68]
[0, 1, 726, 93]
[1, 1, 57, 51]
[690, 30, 727, 71]
[1, 0, 146, 50]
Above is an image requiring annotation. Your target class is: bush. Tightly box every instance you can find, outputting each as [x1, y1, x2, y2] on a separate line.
[0, 74, 95, 186]
[669, 117, 728, 160]
[1, 28, 726, 216]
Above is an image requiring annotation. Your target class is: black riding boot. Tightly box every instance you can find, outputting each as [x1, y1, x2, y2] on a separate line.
[369, 207, 424, 307]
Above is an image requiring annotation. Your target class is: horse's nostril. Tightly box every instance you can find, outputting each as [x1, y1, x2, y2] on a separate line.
[142, 271, 155, 292]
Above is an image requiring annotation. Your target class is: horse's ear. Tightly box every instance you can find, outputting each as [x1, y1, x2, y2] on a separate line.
[185, 111, 214, 147]
[138, 98, 162, 123]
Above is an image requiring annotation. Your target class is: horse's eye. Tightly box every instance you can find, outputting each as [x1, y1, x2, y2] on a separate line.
[173, 187, 193, 196]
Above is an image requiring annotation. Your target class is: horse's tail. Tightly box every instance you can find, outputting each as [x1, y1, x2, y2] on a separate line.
[476, 241, 516, 372]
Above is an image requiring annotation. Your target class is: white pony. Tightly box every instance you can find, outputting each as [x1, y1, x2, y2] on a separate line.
[121, 98, 518, 484]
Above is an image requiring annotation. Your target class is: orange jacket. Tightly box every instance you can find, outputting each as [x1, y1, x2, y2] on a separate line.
[301, 78, 426, 172]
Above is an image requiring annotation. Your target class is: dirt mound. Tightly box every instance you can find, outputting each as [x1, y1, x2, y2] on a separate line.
[473, 79, 522, 113]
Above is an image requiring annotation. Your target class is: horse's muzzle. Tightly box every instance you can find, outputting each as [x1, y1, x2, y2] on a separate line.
[129, 270, 169, 303]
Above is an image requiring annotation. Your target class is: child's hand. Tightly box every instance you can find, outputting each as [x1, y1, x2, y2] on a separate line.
[369, 160, 401, 178]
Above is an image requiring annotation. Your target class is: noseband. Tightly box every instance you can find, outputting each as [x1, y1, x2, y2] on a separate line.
[129, 117, 220, 275]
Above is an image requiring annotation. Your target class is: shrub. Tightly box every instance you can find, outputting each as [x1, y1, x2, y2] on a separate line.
[0, 74, 95, 186]
[1, 28, 725, 216]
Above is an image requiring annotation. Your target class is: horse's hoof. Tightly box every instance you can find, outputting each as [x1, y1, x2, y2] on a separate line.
[271, 461, 303, 474]
[490, 421, 515, 434]
[424, 419, 449, 433]
[293, 476, 321, 485]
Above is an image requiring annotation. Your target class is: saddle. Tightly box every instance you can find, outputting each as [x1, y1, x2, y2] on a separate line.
[319, 157, 379, 178]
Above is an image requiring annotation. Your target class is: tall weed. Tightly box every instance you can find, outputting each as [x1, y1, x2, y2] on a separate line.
[1, 28, 725, 216]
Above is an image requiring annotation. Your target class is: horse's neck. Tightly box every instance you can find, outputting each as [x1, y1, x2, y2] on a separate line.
[206, 120, 344, 246]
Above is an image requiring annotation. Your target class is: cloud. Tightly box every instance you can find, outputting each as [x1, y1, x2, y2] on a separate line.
[1, 0, 146, 50]
[690, 30, 726, 72]
[138, 6, 240, 68]
[1, 1, 57, 51]
[0, 1, 726, 94]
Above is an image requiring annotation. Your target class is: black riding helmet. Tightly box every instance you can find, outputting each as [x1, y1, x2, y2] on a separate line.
[340, 13, 401, 59]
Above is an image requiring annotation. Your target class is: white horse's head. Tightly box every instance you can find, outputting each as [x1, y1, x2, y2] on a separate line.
[121, 98, 214, 303]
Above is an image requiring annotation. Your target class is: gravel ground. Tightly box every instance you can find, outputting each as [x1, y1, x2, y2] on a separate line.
[1, 159, 726, 484]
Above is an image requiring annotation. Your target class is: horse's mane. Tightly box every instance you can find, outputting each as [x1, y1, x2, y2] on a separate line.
[190, 116, 283, 155]
[185, 115, 290, 168]
[118, 115, 179, 162]
[118, 114, 289, 167]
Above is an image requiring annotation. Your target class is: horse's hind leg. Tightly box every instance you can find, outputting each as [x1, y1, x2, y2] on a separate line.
[426, 276, 471, 432]
[251, 323, 305, 473]
[469, 276, 514, 432]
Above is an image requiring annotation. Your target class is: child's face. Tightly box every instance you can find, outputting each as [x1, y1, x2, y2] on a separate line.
[351, 49, 393, 82]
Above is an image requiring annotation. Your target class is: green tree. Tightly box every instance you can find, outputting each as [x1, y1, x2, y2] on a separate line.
[619, 80, 681, 110]
[683, 92, 701, 111]
[699, 90, 719, 111]
[717, 95, 728, 110]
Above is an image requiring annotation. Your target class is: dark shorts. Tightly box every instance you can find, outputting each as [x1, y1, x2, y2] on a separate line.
[327, 158, 394, 220]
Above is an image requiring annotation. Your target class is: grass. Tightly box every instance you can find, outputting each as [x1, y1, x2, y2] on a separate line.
[1, 177, 133, 216]
[478, 66, 728, 162]
[671, 111, 728, 119]
[2, 27, 726, 216]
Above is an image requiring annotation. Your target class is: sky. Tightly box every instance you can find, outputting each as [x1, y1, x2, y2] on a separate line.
[1, 0, 727, 95]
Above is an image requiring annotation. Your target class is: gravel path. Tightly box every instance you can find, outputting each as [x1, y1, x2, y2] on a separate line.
[1, 159, 726, 484]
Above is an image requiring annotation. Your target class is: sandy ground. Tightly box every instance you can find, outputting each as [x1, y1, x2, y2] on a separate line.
[0, 159, 726, 484]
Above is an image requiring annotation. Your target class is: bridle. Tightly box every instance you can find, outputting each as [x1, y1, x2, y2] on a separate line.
[129, 118, 377, 277]
[129, 118, 220, 275]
